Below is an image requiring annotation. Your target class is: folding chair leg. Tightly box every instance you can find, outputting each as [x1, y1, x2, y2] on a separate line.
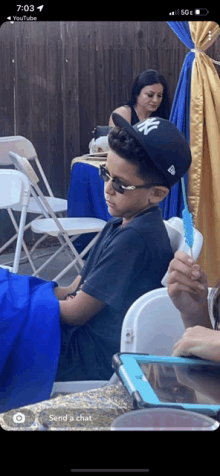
[29, 234, 52, 256]
[7, 208, 37, 273]
[53, 232, 101, 282]
[31, 234, 83, 278]
[0, 230, 18, 254]
[12, 205, 29, 274]
[0, 212, 45, 256]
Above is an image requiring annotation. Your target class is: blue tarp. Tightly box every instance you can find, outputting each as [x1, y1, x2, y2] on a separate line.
[0, 268, 60, 412]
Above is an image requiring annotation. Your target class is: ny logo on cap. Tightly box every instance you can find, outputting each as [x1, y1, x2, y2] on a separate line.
[137, 117, 160, 136]
[167, 165, 176, 175]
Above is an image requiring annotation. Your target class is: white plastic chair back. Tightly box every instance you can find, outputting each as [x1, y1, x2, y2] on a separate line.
[162, 217, 203, 286]
[0, 136, 36, 164]
[120, 287, 185, 355]
[0, 169, 30, 273]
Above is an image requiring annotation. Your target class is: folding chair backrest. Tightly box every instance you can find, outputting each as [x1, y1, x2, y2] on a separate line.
[0, 136, 36, 165]
[0, 136, 53, 196]
[162, 217, 203, 286]
[9, 152, 51, 219]
[0, 169, 30, 208]
[10, 154, 39, 185]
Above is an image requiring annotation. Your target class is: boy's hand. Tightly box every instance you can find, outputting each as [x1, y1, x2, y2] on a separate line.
[167, 251, 209, 322]
[65, 294, 75, 301]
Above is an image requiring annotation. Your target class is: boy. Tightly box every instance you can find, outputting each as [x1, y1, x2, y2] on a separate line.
[54, 113, 192, 382]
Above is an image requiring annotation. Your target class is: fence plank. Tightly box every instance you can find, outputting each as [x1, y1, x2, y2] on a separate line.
[0, 22, 15, 136]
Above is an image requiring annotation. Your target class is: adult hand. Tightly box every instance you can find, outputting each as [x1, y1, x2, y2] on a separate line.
[172, 325, 220, 361]
[167, 251, 209, 322]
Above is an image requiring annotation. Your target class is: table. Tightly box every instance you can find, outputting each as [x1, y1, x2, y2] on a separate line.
[67, 155, 112, 254]
[0, 383, 134, 431]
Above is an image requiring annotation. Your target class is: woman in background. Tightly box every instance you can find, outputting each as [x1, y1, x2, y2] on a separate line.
[109, 69, 170, 126]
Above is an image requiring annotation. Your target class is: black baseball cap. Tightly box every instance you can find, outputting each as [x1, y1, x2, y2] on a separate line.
[111, 112, 192, 188]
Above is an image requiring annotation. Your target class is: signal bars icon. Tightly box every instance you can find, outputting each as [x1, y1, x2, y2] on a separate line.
[169, 10, 179, 15]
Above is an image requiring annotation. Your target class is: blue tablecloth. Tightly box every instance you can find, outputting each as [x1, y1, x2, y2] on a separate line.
[67, 163, 112, 253]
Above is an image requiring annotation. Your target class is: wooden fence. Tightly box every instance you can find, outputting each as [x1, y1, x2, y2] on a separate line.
[0, 21, 219, 247]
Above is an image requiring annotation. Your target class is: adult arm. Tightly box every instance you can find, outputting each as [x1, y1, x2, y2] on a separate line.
[167, 251, 220, 361]
[109, 106, 131, 125]
[172, 325, 220, 361]
[167, 250, 212, 329]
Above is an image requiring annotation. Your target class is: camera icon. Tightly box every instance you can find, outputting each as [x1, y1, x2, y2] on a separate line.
[13, 412, 26, 424]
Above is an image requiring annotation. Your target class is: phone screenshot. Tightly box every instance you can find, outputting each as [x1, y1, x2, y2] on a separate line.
[0, 3, 219, 474]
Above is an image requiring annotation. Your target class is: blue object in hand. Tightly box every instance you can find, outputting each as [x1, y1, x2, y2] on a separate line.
[181, 177, 194, 258]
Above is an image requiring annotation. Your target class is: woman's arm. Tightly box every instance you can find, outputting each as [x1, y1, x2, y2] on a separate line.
[109, 106, 131, 125]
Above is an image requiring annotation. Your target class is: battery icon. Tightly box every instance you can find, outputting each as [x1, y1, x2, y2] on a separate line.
[195, 8, 209, 15]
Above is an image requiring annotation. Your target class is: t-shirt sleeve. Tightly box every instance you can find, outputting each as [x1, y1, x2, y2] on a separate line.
[81, 228, 148, 310]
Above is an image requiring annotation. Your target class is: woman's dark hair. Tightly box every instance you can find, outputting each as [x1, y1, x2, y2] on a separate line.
[108, 126, 170, 190]
[128, 69, 170, 120]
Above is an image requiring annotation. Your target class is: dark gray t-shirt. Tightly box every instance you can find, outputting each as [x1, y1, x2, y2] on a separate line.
[55, 206, 174, 381]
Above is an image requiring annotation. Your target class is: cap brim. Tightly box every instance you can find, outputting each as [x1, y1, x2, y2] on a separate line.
[112, 112, 153, 162]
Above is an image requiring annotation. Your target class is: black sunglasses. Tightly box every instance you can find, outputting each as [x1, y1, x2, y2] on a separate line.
[99, 164, 161, 195]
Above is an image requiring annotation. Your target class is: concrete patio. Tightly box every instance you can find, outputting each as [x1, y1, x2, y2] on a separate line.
[0, 244, 80, 287]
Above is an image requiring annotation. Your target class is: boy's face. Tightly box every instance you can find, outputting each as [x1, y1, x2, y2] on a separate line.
[104, 151, 168, 224]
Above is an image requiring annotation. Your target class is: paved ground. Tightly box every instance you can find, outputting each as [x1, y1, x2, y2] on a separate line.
[0, 244, 79, 287]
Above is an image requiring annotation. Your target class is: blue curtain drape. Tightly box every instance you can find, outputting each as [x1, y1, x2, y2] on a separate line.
[159, 21, 195, 219]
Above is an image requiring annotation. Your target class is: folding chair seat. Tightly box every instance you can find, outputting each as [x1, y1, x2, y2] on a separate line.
[0, 136, 67, 272]
[0, 169, 31, 273]
[9, 152, 106, 281]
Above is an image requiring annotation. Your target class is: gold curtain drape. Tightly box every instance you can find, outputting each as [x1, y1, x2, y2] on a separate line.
[188, 21, 220, 286]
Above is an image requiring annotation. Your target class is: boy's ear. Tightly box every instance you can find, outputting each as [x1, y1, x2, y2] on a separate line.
[150, 186, 169, 202]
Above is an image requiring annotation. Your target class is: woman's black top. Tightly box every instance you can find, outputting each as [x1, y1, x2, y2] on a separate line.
[130, 105, 139, 125]
[123, 105, 139, 125]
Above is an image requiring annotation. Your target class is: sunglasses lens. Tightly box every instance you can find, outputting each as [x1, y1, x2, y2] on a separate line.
[100, 166, 124, 194]
[113, 183, 124, 194]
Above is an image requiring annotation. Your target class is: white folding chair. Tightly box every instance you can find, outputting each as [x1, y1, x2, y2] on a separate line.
[0, 136, 67, 272]
[52, 287, 215, 395]
[161, 217, 203, 286]
[9, 152, 106, 281]
[0, 169, 31, 273]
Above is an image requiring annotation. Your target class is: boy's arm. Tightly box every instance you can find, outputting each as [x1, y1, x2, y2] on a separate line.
[54, 275, 82, 301]
[59, 290, 105, 325]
